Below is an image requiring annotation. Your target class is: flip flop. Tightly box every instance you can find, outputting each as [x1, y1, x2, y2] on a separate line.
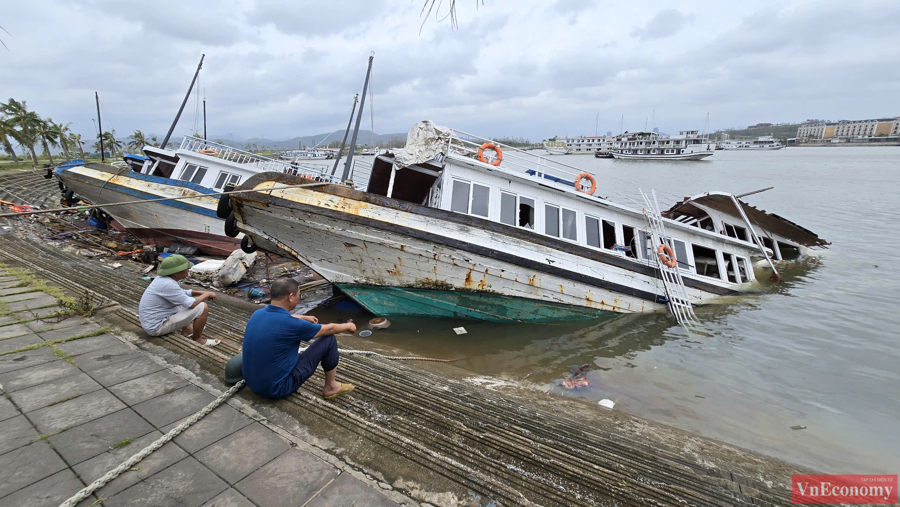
[200, 339, 221, 347]
[323, 383, 354, 400]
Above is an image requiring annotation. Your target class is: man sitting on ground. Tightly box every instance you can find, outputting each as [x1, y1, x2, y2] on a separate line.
[242, 277, 356, 400]
[139, 254, 220, 346]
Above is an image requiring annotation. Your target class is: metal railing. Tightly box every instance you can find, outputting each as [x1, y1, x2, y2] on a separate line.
[179, 136, 341, 183]
[447, 128, 587, 184]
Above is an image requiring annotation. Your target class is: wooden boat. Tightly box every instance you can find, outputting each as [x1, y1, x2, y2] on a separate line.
[227, 121, 827, 322]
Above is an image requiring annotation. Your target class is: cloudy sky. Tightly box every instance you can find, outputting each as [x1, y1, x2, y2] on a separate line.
[2, 0, 899, 142]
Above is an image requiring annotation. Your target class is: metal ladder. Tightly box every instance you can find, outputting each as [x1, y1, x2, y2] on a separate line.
[640, 189, 698, 327]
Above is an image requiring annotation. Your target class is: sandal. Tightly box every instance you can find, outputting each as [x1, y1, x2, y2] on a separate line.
[323, 382, 354, 400]
[200, 338, 221, 347]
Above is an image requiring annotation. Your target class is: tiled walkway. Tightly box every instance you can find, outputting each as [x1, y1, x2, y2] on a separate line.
[0, 272, 399, 507]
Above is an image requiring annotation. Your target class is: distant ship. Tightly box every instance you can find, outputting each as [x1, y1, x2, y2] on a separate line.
[610, 130, 715, 161]
[720, 136, 785, 150]
[542, 139, 572, 155]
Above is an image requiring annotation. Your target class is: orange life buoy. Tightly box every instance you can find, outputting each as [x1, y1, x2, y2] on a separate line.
[477, 143, 503, 166]
[199, 149, 218, 155]
[657, 244, 677, 268]
[574, 172, 597, 195]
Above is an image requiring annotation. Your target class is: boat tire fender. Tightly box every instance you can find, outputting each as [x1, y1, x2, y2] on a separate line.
[58, 181, 66, 192]
[199, 149, 218, 155]
[62, 189, 79, 206]
[240, 235, 257, 254]
[216, 184, 234, 219]
[657, 244, 678, 269]
[477, 143, 503, 166]
[575, 172, 597, 195]
[224, 212, 239, 237]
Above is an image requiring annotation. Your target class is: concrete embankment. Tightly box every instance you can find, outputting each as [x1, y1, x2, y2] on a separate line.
[0, 169, 811, 506]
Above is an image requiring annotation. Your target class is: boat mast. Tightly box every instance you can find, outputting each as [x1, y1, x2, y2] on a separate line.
[202, 95, 207, 141]
[330, 94, 359, 176]
[95, 92, 104, 163]
[160, 54, 205, 149]
[594, 113, 599, 136]
[342, 52, 375, 182]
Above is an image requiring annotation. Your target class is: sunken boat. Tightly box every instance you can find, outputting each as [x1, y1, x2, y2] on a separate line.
[225, 121, 828, 322]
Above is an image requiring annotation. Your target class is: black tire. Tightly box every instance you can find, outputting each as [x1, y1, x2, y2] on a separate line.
[62, 189, 79, 206]
[58, 181, 66, 191]
[224, 212, 239, 237]
[240, 235, 257, 254]
[215, 187, 233, 219]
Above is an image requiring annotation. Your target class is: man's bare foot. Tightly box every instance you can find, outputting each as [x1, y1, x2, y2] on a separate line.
[181, 324, 193, 337]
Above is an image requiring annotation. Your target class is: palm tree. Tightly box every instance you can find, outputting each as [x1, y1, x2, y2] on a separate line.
[127, 130, 149, 151]
[69, 133, 86, 158]
[150, 135, 159, 147]
[102, 130, 122, 156]
[52, 122, 73, 160]
[35, 118, 60, 164]
[0, 117, 19, 162]
[1, 99, 42, 164]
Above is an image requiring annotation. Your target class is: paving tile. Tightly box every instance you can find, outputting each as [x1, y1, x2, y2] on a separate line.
[9, 372, 102, 413]
[25, 316, 87, 333]
[0, 396, 19, 422]
[306, 473, 398, 507]
[0, 414, 39, 455]
[87, 354, 165, 387]
[68, 345, 141, 372]
[0, 358, 79, 392]
[0, 323, 31, 340]
[163, 403, 254, 454]
[0, 315, 20, 326]
[107, 368, 188, 406]
[36, 322, 102, 342]
[7, 293, 58, 311]
[73, 432, 188, 499]
[236, 449, 339, 507]
[0, 333, 42, 354]
[0, 291, 44, 303]
[201, 488, 256, 507]
[0, 346, 59, 375]
[131, 385, 214, 428]
[0, 287, 36, 297]
[12, 306, 64, 321]
[56, 334, 120, 357]
[195, 423, 291, 484]
[49, 408, 155, 466]
[103, 457, 227, 507]
[0, 441, 68, 498]
[28, 389, 127, 434]
[0, 469, 93, 507]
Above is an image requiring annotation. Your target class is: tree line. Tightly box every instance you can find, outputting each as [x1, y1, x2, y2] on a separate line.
[0, 98, 159, 165]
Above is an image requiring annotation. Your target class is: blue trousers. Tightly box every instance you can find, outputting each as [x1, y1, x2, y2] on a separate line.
[289, 335, 339, 389]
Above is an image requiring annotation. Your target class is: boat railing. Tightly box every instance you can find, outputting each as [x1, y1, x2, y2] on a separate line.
[179, 136, 341, 183]
[446, 128, 586, 182]
[349, 158, 373, 190]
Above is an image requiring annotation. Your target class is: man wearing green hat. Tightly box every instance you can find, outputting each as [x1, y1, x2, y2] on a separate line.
[139, 254, 220, 346]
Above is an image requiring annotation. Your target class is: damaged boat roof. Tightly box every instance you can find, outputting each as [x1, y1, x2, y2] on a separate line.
[664, 191, 830, 248]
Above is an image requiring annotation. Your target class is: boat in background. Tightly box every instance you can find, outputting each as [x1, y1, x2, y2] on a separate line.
[279, 149, 331, 161]
[720, 136, 785, 150]
[610, 130, 715, 160]
[542, 139, 571, 155]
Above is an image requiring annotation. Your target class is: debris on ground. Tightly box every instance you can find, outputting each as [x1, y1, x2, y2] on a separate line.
[598, 399, 616, 410]
[213, 249, 257, 288]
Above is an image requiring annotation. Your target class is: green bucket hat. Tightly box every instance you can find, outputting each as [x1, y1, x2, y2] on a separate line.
[157, 254, 193, 276]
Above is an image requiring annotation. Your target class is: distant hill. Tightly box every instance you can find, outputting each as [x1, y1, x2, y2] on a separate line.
[208, 130, 407, 151]
[711, 124, 800, 140]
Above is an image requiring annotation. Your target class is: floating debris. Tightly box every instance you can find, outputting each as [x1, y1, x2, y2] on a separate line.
[598, 399, 616, 410]
[561, 378, 590, 389]
[453, 327, 467, 335]
[790, 425, 807, 430]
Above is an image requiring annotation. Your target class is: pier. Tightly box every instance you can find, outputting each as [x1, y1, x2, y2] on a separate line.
[0, 168, 810, 506]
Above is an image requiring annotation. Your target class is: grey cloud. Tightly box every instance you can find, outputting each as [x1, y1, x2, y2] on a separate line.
[630, 9, 694, 41]
[245, 0, 388, 36]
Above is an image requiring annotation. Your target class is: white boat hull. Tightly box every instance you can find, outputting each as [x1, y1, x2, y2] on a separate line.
[611, 151, 714, 160]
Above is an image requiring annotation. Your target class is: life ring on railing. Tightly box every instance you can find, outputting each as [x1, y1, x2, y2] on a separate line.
[657, 244, 678, 268]
[477, 143, 503, 166]
[199, 149, 218, 155]
[574, 172, 597, 195]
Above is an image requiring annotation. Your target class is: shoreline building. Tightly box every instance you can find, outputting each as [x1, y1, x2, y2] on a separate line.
[796, 117, 899, 143]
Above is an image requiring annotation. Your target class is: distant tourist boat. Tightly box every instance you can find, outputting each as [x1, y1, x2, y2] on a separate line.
[610, 130, 716, 160]
[225, 121, 827, 322]
[55, 137, 339, 255]
[279, 149, 331, 161]
[542, 140, 572, 155]
[720, 136, 785, 150]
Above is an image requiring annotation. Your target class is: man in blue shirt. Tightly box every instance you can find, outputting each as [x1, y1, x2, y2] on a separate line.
[242, 277, 356, 400]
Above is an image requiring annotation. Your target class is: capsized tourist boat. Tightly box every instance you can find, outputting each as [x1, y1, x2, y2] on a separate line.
[225, 121, 828, 322]
[610, 130, 716, 160]
[55, 136, 340, 255]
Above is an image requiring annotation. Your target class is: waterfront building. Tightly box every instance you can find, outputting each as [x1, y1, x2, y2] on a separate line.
[797, 117, 899, 142]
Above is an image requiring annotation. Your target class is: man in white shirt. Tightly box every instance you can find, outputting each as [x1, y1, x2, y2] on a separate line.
[139, 254, 220, 347]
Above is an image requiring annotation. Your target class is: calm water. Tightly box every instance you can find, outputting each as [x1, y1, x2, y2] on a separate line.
[312, 147, 900, 474]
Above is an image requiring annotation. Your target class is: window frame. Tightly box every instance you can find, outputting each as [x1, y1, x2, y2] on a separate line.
[449, 178, 491, 218]
[544, 202, 578, 242]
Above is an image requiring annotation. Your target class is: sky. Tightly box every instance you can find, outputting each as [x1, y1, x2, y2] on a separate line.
[2, 0, 899, 143]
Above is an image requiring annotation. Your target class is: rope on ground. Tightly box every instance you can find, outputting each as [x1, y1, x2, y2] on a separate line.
[58, 380, 246, 507]
[298, 345, 456, 363]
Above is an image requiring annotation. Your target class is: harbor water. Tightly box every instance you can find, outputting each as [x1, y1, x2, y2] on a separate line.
[311, 147, 899, 474]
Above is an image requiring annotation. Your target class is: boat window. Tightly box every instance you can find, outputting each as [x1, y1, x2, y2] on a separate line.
[725, 255, 738, 283]
[450, 180, 470, 214]
[691, 244, 720, 279]
[724, 223, 737, 238]
[213, 171, 240, 190]
[519, 197, 535, 229]
[545, 205, 560, 237]
[602, 220, 616, 250]
[179, 163, 208, 185]
[673, 239, 689, 269]
[777, 241, 801, 260]
[697, 216, 714, 231]
[622, 226, 636, 258]
[561, 208, 577, 241]
[639, 232, 650, 258]
[500, 192, 516, 225]
[733, 225, 749, 241]
[470, 183, 490, 218]
[586, 216, 601, 248]
[735, 256, 749, 281]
